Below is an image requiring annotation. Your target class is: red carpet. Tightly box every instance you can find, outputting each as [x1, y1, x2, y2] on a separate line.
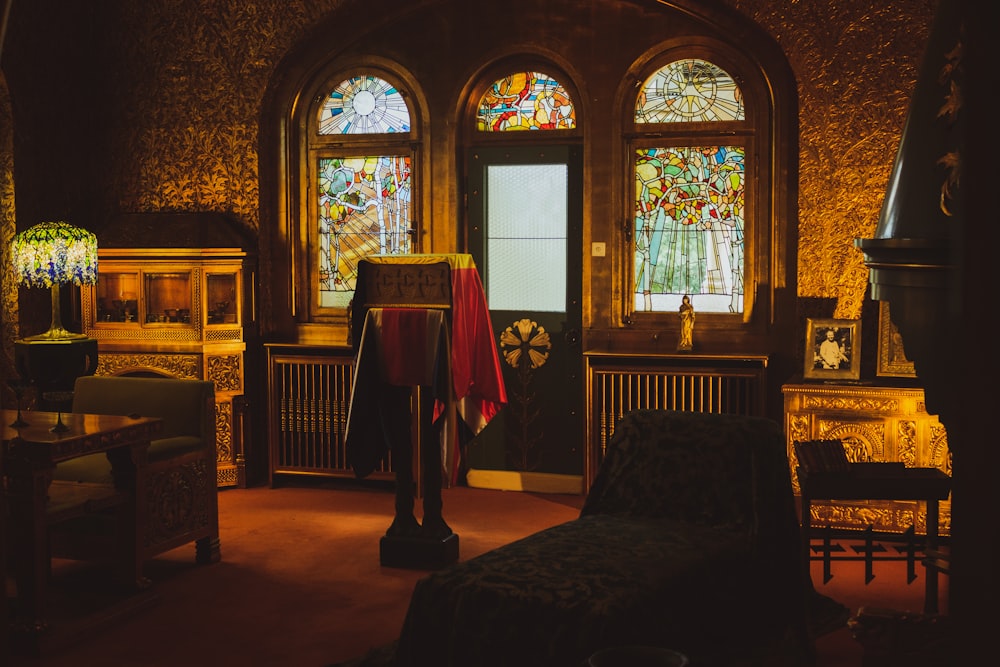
[8, 480, 941, 666]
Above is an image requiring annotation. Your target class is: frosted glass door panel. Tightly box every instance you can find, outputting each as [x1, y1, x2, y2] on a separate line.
[486, 164, 567, 312]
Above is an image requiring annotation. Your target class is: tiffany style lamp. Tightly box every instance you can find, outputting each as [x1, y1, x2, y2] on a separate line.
[10, 221, 99, 410]
[10, 220, 98, 340]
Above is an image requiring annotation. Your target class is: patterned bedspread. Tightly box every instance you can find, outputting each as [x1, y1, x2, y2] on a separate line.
[394, 410, 811, 667]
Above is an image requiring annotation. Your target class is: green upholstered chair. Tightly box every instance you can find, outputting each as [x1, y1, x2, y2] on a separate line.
[51, 375, 220, 571]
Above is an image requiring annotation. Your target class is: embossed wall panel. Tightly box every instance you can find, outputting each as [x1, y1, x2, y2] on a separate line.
[724, 0, 936, 319]
[1, 77, 17, 401]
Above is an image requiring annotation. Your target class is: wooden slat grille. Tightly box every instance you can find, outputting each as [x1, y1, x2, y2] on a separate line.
[267, 349, 392, 481]
[586, 355, 767, 487]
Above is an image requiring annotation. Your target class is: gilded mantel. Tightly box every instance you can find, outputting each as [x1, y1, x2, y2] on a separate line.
[783, 381, 951, 536]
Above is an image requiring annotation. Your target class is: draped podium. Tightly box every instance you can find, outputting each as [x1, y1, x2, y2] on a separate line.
[345, 254, 506, 568]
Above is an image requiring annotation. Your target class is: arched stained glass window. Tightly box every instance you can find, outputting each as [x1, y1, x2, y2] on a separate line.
[308, 70, 417, 315]
[632, 58, 748, 316]
[635, 59, 744, 123]
[477, 71, 576, 131]
[317, 74, 412, 134]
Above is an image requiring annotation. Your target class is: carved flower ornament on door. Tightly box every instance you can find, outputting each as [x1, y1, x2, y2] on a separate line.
[499, 318, 551, 369]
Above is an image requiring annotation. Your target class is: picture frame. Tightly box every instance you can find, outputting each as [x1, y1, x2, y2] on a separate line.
[876, 301, 917, 378]
[804, 317, 861, 381]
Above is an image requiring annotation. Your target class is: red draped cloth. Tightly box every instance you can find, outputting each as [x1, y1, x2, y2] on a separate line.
[446, 258, 507, 432]
[377, 308, 450, 390]
[348, 254, 507, 483]
[345, 308, 450, 480]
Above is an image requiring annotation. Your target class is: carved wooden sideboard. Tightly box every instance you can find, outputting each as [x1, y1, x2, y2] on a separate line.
[782, 381, 951, 536]
[81, 247, 250, 488]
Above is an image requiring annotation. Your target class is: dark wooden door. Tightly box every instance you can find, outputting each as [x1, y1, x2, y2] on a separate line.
[465, 144, 583, 475]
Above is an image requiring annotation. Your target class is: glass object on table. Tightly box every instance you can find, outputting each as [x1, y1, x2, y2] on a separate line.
[41, 390, 75, 433]
[6, 377, 30, 428]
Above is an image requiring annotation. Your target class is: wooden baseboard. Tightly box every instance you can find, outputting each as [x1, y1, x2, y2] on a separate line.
[465, 469, 584, 495]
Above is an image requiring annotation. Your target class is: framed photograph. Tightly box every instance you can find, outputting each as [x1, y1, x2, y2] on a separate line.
[804, 318, 861, 381]
[876, 301, 917, 378]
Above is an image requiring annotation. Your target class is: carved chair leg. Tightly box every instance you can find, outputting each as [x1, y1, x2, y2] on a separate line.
[195, 535, 221, 565]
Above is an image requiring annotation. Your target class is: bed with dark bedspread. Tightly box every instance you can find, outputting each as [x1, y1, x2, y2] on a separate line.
[393, 409, 814, 667]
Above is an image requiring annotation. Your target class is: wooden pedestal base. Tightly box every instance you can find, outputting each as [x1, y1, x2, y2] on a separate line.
[380, 533, 459, 570]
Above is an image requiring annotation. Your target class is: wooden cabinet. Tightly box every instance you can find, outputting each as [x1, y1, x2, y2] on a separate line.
[782, 381, 951, 536]
[82, 248, 250, 487]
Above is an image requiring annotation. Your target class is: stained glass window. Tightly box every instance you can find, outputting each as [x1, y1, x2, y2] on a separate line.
[316, 155, 413, 310]
[634, 146, 745, 314]
[308, 69, 417, 316]
[317, 75, 411, 135]
[477, 71, 576, 131]
[632, 57, 748, 316]
[635, 59, 744, 123]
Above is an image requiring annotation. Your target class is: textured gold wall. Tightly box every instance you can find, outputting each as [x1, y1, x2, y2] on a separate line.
[4, 0, 935, 343]
[726, 0, 935, 318]
[105, 0, 340, 229]
[1, 76, 17, 398]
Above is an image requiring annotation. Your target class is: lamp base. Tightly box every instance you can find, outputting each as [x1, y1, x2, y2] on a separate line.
[21, 327, 90, 342]
[14, 337, 99, 410]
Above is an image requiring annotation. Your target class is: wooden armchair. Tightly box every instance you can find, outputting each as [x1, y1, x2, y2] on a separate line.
[50, 376, 221, 570]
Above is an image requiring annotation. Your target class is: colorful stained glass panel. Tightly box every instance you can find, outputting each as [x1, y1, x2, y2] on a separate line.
[634, 146, 746, 313]
[318, 75, 411, 135]
[636, 59, 744, 123]
[477, 71, 576, 131]
[317, 155, 413, 309]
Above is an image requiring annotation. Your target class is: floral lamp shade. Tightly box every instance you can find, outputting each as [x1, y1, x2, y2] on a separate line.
[10, 221, 98, 340]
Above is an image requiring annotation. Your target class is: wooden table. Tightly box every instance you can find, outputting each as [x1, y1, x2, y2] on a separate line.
[798, 464, 952, 613]
[2, 409, 161, 646]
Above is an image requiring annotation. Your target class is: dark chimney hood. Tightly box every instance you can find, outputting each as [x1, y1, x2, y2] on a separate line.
[855, 1, 962, 425]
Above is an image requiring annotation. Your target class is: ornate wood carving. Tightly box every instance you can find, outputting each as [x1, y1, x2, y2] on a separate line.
[783, 381, 951, 536]
[207, 354, 242, 391]
[98, 353, 202, 379]
[216, 402, 233, 462]
[145, 459, 213, 549]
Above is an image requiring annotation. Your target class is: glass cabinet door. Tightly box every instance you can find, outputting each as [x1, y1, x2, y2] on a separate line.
[96, 271, 140, 323]
[144, 272, 193, 324]
[206, 272, 238, 325]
